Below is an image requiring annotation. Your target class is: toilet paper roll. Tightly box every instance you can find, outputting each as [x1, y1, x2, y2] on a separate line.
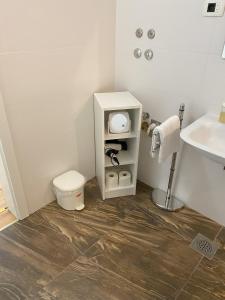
[106, 171, 118, 189]
[119, 171, 131, 187]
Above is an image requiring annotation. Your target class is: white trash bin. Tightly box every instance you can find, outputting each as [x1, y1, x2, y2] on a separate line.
[53, 170, 86, 211]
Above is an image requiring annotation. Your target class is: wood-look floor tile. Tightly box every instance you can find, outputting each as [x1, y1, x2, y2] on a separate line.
[20, 183, 137, 255]
[178, 227, 225, 300]
[0, 178, 222, 300]
[133, 183, 221, 241]
[21, 210, 108, 255]
[0, 285, 27, 300]
[1, 222, 78, 269]
[176, 289, 220, 300]
[177, 258, 225, 300]
[112, 207, 168, 237]
[44, 255, 156, 300]
[0, 234, 59, 299]
[83, 208, 202, 299]
[214, 227, 225, 261]
[84, 178, 136, 216]
[32, 289, 56, 299]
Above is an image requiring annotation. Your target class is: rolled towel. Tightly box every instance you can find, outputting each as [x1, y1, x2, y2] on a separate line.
[151, 116, 180, 163]
[151, 127, 161, 158]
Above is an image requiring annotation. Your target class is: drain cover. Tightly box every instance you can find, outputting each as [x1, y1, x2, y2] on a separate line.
[190, 233, 218, 260]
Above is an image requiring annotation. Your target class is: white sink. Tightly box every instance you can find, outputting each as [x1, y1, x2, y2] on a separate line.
[181, 113, 225, 165]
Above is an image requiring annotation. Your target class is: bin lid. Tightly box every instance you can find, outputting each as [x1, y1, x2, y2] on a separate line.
[53, 170, 86, 192]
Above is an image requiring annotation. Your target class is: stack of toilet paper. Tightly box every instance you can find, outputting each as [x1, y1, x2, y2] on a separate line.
[106, 170, 132, 189]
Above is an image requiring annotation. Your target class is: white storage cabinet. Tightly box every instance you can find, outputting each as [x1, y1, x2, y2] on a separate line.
[94, 91, 142, 200]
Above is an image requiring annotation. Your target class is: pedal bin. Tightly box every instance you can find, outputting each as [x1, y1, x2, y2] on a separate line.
[53, 170, 86, 211]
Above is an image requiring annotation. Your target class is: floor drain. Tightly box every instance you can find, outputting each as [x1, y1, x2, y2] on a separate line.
[190, 233, 218, 260]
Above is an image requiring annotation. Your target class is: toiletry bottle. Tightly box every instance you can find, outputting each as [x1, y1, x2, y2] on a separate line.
[219, 103, 225, 123]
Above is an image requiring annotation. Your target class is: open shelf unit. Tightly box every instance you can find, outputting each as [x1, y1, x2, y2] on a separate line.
[94, 91, 142, 200]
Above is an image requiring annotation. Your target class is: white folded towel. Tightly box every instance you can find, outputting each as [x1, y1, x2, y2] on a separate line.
[151, 116, 180, 163]
[151, 127, 161, 159]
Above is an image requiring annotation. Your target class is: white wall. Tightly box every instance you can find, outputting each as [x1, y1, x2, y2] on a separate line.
[116, 0, 225, 225]
[0, 92, 28, 219]
[0, 0, 116, 214]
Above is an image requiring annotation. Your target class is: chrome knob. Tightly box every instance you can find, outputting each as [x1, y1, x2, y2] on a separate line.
[136, 28, 143, 38]
[134, 48, 142, 59]
[144, 49, 154, 60]
[147, 29, 155, 39]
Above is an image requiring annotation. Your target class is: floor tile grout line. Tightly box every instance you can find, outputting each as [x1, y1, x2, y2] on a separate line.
[0, 231, 69, 273]
[135, 203, 195, 242]
[213, 225, 224, 241]
[43, 251, 165, 300]
[39, 219, 223, 299]
[45, 198, 170, 297]
[56, 205, 179, 300]
[38, 202, 139, 292]
[75, 204, 224, 300]
[18, 196, 136, 256]
[11, 219, 84, 257]
[40, 258, 80, 292]
[136, 197, 223, 245]
[87, 259, 166, 300]
[79, 198, 140, 255]
[174, 255, 204, 300]
[10, 182, 223, 299]
[32, 286, 55, 299]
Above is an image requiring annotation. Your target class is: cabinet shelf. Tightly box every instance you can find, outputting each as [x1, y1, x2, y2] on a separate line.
[105, 184, 135, 192]
[105, 185, 135, 199]
[105, 130, 137, 141]
[105, 151, 135, 167]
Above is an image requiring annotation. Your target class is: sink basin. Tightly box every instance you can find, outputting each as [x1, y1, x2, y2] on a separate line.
[181, 113, 225, 165]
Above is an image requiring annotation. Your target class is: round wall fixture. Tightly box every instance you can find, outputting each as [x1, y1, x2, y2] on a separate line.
[144, 49, 154, 60]
[147, 29, 155, 39]
[136, 28, 143, 38]
[134, 48, 142, 59]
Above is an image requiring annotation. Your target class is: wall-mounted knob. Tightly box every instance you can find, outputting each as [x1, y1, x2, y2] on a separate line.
[144, 49, 154, 60]
[142, 112, 150, 121]
[134, 48, 142, 59]
[147, 29, 155, 39]
[136, 28, 143, 38]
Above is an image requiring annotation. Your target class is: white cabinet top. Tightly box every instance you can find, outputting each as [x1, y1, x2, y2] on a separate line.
[94, 91, 142, 110]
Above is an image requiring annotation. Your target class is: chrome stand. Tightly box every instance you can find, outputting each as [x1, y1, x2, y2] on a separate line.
[152, 104, 185, 212]
[152, 189, 184, 211]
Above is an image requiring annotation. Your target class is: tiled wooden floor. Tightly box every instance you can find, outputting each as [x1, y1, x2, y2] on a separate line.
[0, 178, 224, 299]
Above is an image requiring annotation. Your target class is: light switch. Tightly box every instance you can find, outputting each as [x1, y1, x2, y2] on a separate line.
[203, 0, 225, 16]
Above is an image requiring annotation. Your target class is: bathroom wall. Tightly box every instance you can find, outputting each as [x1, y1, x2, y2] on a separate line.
[0, 91, 28, 219]
[115, 0, 225, 225]
[0, 0, 115, 214]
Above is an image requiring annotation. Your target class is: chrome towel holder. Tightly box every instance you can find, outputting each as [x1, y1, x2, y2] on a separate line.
[142, 104, 185, 212]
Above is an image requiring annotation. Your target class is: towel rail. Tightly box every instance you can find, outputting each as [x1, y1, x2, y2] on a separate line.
[141, 104, 185, 212]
